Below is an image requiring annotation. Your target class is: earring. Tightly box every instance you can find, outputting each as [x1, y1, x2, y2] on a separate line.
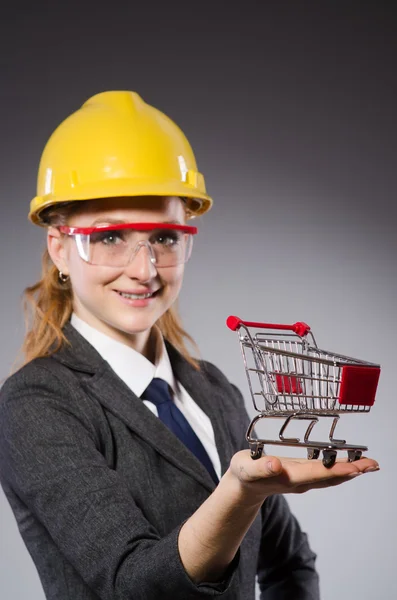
[58, 271, 70, 283]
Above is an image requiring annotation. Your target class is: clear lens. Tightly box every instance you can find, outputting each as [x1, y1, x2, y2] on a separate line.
[74, 228, 193, 267]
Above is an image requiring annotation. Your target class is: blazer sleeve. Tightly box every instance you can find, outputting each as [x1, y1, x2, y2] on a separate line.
[0, 363, 238, 600]
[228, 382, 320, 599]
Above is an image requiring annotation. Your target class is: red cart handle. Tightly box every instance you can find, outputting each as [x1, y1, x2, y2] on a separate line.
[226, 315, 311, 337]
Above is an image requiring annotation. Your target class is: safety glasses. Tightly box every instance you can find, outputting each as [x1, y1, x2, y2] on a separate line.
[58, 222, 198, 268]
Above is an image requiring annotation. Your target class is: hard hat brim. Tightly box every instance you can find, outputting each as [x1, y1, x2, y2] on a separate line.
[29, 178, 212, 225]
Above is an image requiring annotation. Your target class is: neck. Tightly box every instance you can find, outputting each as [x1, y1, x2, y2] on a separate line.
[71, 308, 156, 361]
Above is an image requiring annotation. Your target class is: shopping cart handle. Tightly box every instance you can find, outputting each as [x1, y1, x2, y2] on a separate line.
[226, 315, 311, 337]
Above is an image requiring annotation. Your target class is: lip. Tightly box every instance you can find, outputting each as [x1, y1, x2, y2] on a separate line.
[115, 289, 159, 295]
[113, 288, 160, 308]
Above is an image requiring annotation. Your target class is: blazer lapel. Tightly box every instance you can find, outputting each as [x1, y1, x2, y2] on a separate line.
[53, 323, 217, 492]
[166, 343, 235, 478]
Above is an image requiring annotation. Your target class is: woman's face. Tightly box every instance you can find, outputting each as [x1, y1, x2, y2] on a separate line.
[48, 196, 188, 354]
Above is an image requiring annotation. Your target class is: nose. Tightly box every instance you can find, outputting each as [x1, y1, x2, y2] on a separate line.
[123, 241, 158, 282]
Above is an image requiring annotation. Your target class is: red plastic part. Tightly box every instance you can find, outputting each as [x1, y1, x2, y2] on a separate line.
[293, 322, 311, 337]
[226, 316, 242, 331]
[226, 315, 311, 336]
[338, 366, 381, 406]
[59, 222, 198, 235]
[275, 374, 304, 394]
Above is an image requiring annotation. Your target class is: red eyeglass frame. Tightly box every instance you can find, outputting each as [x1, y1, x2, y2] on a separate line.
[58, 223, 198, 235]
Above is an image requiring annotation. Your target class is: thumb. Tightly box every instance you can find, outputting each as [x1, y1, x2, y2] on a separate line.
[243, 455, 283, 482]
[260, 456, 283, 477]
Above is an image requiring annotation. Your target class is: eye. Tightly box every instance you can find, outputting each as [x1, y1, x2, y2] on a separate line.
[151, 229, 182, 247]
[90, 230, 125, 245]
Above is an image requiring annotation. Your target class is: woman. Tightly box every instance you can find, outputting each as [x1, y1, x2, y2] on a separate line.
[0, 91, 378, 600]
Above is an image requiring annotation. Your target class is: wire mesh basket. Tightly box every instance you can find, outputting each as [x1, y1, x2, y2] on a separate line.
[227, 316, 381, 467]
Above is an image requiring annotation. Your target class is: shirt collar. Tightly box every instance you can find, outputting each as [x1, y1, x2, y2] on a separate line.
[70, 313, 176, 398]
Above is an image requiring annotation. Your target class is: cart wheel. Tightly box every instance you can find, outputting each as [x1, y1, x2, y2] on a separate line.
[250, 445, 264, 460]
[348, 450, 362, 462]
[307, 448, 320, 460]
[322, 450, 337, 468]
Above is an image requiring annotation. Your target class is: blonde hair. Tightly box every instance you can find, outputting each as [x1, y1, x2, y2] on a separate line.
[19, 201, 200, 370]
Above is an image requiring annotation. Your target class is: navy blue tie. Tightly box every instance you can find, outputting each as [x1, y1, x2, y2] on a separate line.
[142, 378, 218, 484]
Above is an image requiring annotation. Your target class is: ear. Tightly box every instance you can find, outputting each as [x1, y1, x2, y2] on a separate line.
[47, 227, 70, 275]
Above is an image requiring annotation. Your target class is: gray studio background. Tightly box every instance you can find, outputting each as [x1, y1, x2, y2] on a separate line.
[1, 2, 396, 599]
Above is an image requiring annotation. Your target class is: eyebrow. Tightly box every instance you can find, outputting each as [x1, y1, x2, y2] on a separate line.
[90, 218, 183, 226]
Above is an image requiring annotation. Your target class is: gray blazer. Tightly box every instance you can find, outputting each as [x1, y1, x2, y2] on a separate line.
[0, 323, 319, 599]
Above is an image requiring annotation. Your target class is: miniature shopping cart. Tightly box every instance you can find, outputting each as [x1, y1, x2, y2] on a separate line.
[227, 316, 380, 467]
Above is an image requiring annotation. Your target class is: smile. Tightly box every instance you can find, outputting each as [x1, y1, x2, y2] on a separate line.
[117, 290, 158, 300]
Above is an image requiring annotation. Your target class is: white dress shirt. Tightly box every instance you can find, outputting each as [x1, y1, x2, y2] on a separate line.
[70, 313, 222, 480]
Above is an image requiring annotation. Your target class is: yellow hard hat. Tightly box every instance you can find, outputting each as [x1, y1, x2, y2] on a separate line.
[29, 91, 212, 225]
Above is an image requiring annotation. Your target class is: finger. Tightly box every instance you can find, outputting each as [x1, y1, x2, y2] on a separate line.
[292, 468, 380, 494]
[248, 456, 284, 480]
[283, 458, 379, 488]
[231, 453, 284, 483]
[277, 452, 377, 474]
[279, 455, 379, 471]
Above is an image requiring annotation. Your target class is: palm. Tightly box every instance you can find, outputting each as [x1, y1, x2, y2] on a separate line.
[230, 451, 379, 502]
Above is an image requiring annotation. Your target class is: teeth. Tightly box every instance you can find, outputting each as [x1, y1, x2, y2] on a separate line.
[119, 291, 154, 299]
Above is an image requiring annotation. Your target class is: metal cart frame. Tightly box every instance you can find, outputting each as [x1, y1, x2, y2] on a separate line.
[227, 316, 380, 467]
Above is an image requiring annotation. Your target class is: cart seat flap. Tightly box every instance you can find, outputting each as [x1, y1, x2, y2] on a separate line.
[338, 366, 381, 406]
[275, 374, 303, 394]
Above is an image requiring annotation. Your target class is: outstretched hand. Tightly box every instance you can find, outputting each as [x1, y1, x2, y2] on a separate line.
[228, 450, 379, 506]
